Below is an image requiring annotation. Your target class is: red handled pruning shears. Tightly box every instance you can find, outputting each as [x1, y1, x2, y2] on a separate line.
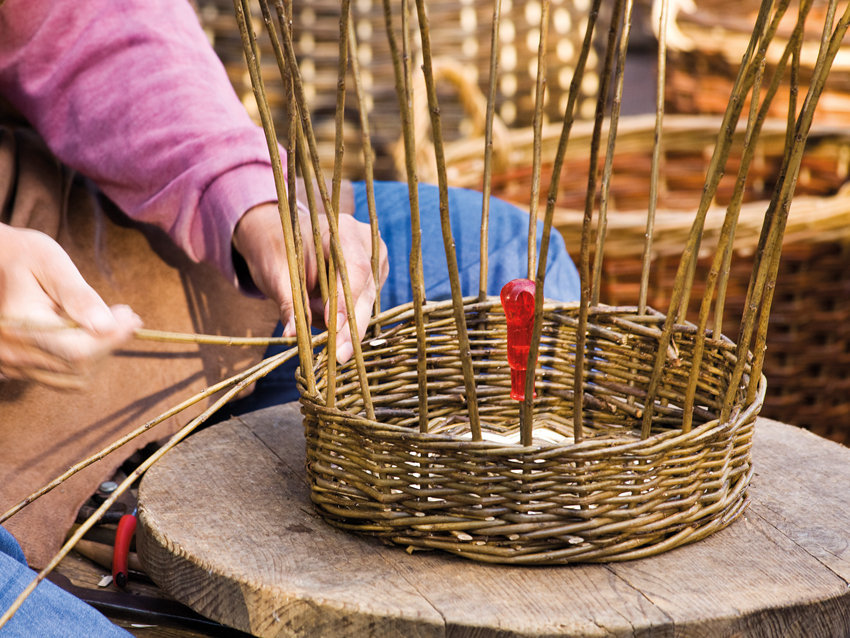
[112, 507, 137, 588]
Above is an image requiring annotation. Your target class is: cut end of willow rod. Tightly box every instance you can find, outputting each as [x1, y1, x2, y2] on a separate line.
[500, 278, 537, 402]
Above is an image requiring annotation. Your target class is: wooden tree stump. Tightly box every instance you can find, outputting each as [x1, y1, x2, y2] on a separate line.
[137, 402, 850, 637]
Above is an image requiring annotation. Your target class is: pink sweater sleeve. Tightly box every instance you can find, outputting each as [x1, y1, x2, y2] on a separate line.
[0, 0, 281, 287]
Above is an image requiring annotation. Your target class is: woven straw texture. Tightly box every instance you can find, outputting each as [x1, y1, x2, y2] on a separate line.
[662, 0, 850, 126]
[195, 0, 599, 180]
[298, 299, 763, 564]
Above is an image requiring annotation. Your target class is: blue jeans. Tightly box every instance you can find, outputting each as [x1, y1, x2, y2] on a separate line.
[0, 526, 130, 637]
[228, 180, 581, 411]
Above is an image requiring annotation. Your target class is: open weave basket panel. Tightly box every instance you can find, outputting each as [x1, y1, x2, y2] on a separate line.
[298, 300, 763, 564]
[195, 0, 600, 180]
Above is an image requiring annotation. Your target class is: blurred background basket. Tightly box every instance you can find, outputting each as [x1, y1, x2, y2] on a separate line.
[195, 0, 600, 180]
[661, 0, 850, 126]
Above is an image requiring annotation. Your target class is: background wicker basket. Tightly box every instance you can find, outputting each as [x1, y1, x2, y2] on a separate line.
[661, 0, 850, 126]
[298, 298, 763, 564]
[195, 0, 600, 180]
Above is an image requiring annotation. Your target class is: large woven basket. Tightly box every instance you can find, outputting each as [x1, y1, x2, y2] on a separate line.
[298, 298, 764, 564]
[404, 105, 850, 446]
[195, 0, 599, 180]
[662, 0, 850, 127]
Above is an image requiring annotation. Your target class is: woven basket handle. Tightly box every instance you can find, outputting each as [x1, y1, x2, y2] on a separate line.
[391, 57, 511, 184]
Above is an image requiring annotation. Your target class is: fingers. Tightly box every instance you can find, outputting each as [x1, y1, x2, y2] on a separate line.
[234, 196, 386, 365]
[0, 226, 141, 390]
[324, 214, 383, 364]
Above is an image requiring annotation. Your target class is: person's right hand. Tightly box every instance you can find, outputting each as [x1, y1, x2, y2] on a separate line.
[0, 224, 142, 389]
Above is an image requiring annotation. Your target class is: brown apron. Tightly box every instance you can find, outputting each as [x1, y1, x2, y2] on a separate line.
[0, 121, 279, 567]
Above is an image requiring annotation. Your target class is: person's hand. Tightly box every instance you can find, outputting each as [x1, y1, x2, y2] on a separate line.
[0, 224, 142, 389]
[232, 184, 388, 364]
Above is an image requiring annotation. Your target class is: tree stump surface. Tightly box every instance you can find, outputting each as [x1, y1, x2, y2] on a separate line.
[137, 402, 850, 637]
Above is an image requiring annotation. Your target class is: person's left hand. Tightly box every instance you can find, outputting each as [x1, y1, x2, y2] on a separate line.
[232, 191, 388, 364]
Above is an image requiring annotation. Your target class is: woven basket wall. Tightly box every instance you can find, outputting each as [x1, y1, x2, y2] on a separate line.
[298, 299, 764, 564]
[195, 0, 599, 180]
[411, 112, 850, 445]
[661, 0, 850, 127]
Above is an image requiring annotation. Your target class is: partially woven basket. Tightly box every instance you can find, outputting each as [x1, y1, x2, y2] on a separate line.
[298, 298, 764, 564]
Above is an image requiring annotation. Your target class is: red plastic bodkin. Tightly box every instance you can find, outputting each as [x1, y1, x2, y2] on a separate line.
[500, 278, 537, 401]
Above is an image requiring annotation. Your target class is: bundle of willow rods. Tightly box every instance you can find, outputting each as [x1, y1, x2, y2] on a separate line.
[222, 0, 850, 563]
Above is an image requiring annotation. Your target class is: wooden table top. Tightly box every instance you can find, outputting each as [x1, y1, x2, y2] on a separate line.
[137, 402, 850, 637]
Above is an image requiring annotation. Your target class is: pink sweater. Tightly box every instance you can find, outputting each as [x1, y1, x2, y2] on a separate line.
[0, 0, 280, 287]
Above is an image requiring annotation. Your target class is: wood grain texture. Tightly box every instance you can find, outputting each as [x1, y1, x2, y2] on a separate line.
[137, 405, 850, 637]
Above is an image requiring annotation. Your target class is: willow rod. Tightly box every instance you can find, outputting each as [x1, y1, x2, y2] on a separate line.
[0, 343, 294, 631]
[272, 0, 375, 419]
[571, 0, 626, 444]
[382, 0, 429, 433]
[522, 0, 604, 445]
[726, 0, 834, 414]
[682, 1, 811, 432]
[295, 130, 330, 305]
[256, 0, 314, 367]
[527, 0, 550, 281]
[640, 0, 788, 437]
[347, 20, 383, 334]
[672, 0, 791, 324]
[0, 320, 296, 347]
[725, 0, 850, 420]
[517, 0, 551, 441]
[234, 0, 316, 397]
[478, 0, 502, 301]
[0, 344, 301, 525]
[259, 0, 339, 406]
[744, 0, 836, 404]
[591, 0, 634, 306]
[639, 0, 669, 314]
[414, 0, 481, 441]
[681, 61, 768, 433]
[713, 7, 807, 338]
[324, 0, 352, 408]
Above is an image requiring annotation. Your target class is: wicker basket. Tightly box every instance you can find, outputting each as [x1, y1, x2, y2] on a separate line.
[195, 0, 599, 180]
[298, 298, 763, 564]
[662, 0, 850, 127]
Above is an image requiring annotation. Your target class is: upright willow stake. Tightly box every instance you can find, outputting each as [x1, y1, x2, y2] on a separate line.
[272, 0, 375, 419]
[414, 0, 481, 440]
[478, 0, 502, 301]
[518, 0, 550, 440]
[591, 0, 634, 306]
[348, 20, 383, 333]
[639, 0, 669, 315]
[569, 0, 625, 444]
[524, 0, 604, 444]
[682, 0, 810, 432]
[234, 0, 316, 397]
[725, 0, 850, 420]
[322, 0, 352, 409]
[640, 0, 788, 437]
[527, 0, 550, 281]
[383, 0, 429, 433]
